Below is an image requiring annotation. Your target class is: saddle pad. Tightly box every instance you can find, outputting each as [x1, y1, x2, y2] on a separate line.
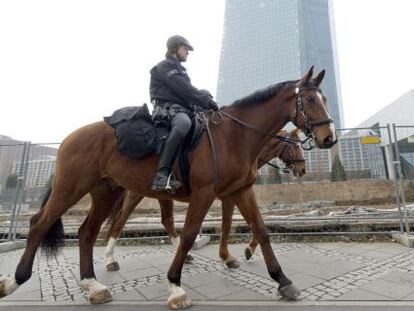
[104, 104, 158, 159]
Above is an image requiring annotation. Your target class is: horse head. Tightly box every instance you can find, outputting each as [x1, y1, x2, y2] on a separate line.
[289, 66, 337, 149]
[277, 129, 306, 177]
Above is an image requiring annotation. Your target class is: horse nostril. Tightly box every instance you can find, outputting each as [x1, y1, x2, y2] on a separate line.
[324, 136, 334, 147]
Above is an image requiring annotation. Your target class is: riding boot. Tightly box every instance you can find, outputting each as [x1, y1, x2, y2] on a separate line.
[151, 128, 185, 192]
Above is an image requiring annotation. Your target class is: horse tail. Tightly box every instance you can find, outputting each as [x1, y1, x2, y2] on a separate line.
[32, 186, 65, 258]
[105, 190, 126, 241]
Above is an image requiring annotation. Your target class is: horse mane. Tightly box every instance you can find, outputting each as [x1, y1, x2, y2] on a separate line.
[227, 80, 296, 108]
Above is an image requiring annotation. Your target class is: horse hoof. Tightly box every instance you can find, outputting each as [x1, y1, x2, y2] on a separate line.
[0, 279, 6, 298]
[168, 293, 192, 310]
[106, 261, 120, 271]
[278, 283, 300, 301]
[0, 280, 6, 298]
[184, 254, 194, 263]
[225, 258, 240, 269]
[244, 247, 253, 260]
[0, 276, 18, 298]
[81, 279, 113, 304]
[88, 288, 113, 304]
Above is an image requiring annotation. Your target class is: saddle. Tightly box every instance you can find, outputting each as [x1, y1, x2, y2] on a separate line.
[104, 104, 205, 192]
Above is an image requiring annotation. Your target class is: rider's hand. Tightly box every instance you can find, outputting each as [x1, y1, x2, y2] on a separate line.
[208, 100, 219, 111]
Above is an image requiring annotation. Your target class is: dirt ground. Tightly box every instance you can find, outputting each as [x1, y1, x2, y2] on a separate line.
[1, 179, 412, 235]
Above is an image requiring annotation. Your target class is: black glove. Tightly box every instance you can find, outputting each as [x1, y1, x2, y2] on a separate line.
[208, 100, 219, 111]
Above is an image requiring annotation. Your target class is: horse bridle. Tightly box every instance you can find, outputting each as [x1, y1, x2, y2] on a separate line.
[279, 140, 305, 171]
[257, 137, 305, 173]
[292, 85, 334, 139]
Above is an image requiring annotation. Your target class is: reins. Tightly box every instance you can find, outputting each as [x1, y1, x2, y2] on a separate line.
[258, 158, 280, 170]
[219, 110, 301, 145]
[213, 110, 317, 151]
[199, 84, 332, 188]
[201, 112, 220, 189]
[213, 85, 335, 151]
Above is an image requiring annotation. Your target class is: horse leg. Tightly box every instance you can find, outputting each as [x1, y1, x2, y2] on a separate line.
[0, 177, 95, 298]
[159, 199, 179, 247]
[245, 232, 259, 261]
[233, 186, 300, 300]
[79, 184, 123, 304]
[219, 196, 240, 268]
[159, 199, 193, 263]
[166, 188, 215, 309]
[104, 192, 144, 271]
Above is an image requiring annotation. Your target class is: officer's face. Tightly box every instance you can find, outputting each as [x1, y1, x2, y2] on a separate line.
[176, 45, 190, 62]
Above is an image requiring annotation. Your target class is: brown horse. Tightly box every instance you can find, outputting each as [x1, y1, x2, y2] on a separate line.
[0, 67, 336, 309]
[103, 128, 305, 271]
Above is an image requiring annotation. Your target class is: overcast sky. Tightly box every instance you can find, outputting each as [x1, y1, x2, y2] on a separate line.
[0, 0, 413, 143]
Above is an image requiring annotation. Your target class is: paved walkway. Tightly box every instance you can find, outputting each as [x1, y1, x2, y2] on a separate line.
[0, 242, 414, 309]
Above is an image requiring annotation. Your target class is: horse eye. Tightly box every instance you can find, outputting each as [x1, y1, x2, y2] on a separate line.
[307, 96, 316, 103]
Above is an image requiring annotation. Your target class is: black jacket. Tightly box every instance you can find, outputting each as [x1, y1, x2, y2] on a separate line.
[149, 56, 216, 110]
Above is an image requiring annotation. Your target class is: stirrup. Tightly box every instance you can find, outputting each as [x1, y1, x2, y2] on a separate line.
[151, 172, 181, 193]
[165, 174, 173, 191]
[165, 173, 181, 193]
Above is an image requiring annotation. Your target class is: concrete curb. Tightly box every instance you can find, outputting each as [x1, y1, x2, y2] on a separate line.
[0, 240, 26, 253]
[192, 235, 211, 250]
[392, 232, 414, 248]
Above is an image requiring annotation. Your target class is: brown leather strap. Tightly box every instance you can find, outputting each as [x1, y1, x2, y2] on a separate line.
[201, 112, 220, 189]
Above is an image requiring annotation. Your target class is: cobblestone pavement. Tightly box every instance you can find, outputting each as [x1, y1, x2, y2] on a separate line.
[1, 242, 414, 304]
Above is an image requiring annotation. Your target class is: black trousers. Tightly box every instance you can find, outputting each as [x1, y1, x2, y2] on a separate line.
[157, 112, 192, 172]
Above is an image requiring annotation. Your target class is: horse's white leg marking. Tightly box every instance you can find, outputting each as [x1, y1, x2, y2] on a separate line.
[171, 236, 180, 251]
[104, 237, 117, 266]
[167, 280, 191, 309]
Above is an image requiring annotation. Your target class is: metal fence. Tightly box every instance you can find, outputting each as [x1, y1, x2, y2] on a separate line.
[0, 141, 59, 241]
[0, 124, 413, 243]
[253, 123, 413, 236]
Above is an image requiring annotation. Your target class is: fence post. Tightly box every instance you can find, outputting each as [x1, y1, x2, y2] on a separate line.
[12, 142, 31, 241]
[387, 124, 404, 233]
[392, 124, 410, 234]
[8, 142, 28, 241]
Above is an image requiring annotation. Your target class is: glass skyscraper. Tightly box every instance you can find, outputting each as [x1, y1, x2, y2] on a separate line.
[216, 0, 344, 129]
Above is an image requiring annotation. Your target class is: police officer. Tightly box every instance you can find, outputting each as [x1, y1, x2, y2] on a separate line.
[150, 35, 218, 192]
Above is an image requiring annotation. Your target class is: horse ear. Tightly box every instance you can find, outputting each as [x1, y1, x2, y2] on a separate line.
[314, 69, 325, 86]
[299, 66, 314, 86]
[289, 128, 300, 138]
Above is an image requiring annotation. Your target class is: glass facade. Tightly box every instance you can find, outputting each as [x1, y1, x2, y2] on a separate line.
[338, 135, 387, 179]
[217, 0, 344, 129]
[304, 148, 332, 173]
[396, 135, 414, 180]
[12, 156, 56, 188]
